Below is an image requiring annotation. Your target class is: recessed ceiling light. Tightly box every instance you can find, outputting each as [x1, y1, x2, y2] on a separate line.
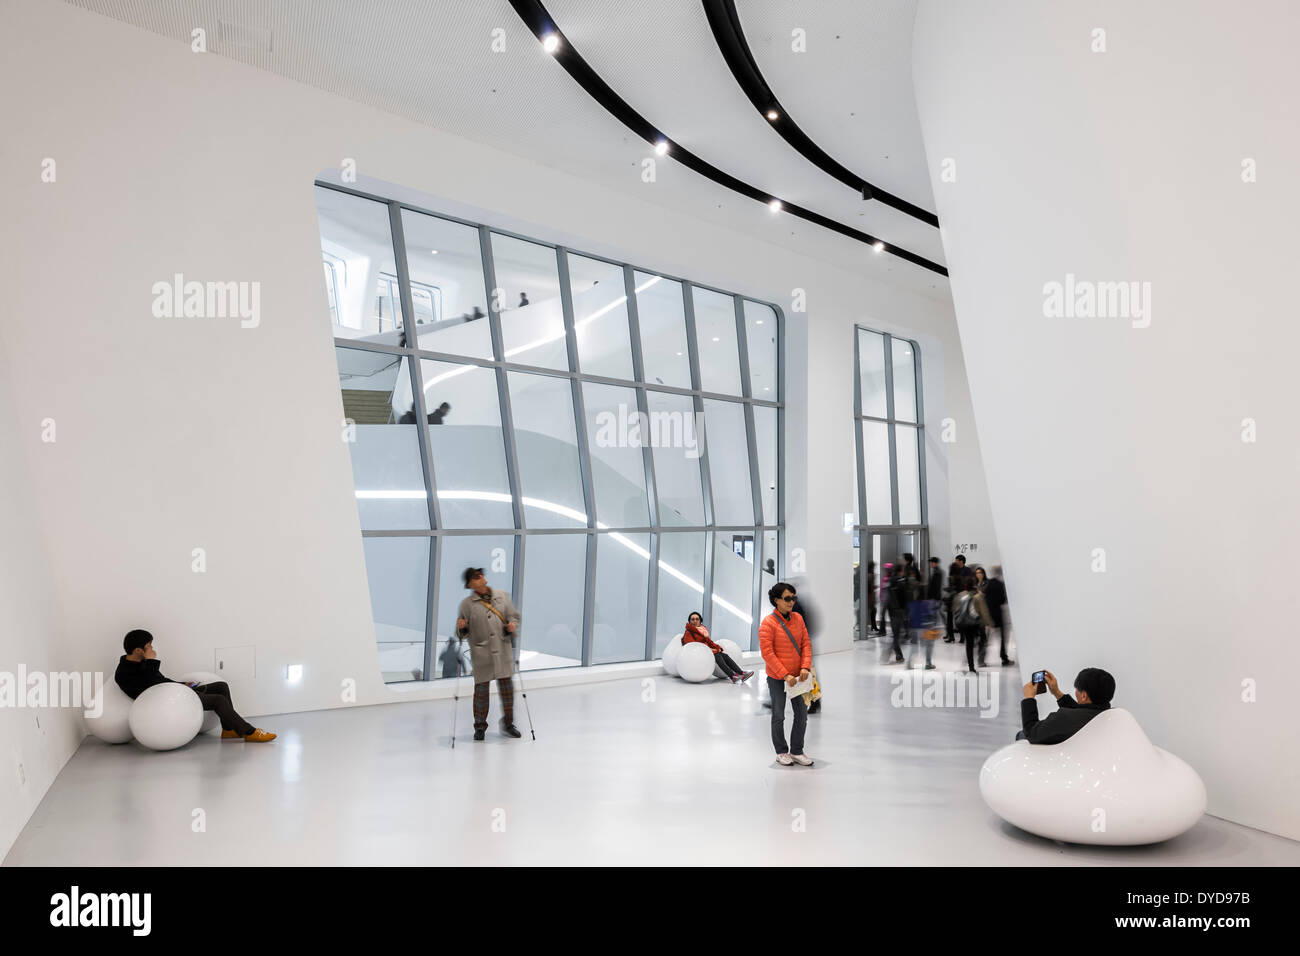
[654, 140, 668, 156]
[430, 249, 438, 255]
[676, 352, 682, 356]
[756, 319, 763, 325]
[766, 110, 779, 121]
[769, 199, 782, 212]
[712, 337, 720, 342]
[873, 241, 885, 253]
[542, 33, 561, 53]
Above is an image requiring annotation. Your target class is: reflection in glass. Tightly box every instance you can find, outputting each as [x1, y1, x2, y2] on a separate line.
[862, 420, 893, 524]
[507, 372, 586, 528]
[654, 532, 707, 656]
[520, 534, 585, 670]
[703, 399, 754, 525]
[337, 347, 427, 530]
[315, 187, 402, 341]
[892, 338, 918, 423]
[692, 287, 742, 395]
[569, 254, 633, 380]
[420, 360, 513, 529]
[711, 535, 754, 649]
[493, 234, 567, 370]
[365, 537, 429, 684]
[635, 272, 691, 388]
[400, 209, 492, 359]
[896, 424, 921, 524]
[754, 405, 778, 525]
[646, 390, 705, 526]
[858, 328, 887, 418]
[583, 382, 650, 527]
[592, 532, 650, 663]
[744, 300, 777, 398]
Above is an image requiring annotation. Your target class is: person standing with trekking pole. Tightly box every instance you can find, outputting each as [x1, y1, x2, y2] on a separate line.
[455, 567, 522, 741]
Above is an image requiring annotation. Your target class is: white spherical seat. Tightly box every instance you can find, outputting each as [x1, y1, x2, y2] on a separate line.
[128, 682, 204, 751]
[84, 679, 135, 744]
[979, 708, 1206, 845]
[661, 634, 685, 676]
[178, 671, 223, 735]
[712, 639, 744, 678]
[676, 642, 717, 683]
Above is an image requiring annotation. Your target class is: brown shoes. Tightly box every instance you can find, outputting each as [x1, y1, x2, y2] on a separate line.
[221, 728, 277, 742]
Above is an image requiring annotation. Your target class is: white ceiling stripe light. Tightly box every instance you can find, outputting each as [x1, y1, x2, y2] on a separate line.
[353, 481, 751, 625]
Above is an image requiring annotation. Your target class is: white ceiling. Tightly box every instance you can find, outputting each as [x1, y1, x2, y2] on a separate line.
[65, 0, 947, 296]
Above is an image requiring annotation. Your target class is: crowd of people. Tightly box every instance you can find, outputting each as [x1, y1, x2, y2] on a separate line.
[860, 554, 1012, 673]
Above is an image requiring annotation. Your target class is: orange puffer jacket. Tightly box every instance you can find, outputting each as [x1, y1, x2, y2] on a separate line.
[759, 611, 811, 680]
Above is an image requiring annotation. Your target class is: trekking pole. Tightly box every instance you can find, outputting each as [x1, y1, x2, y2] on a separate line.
[510, 631, 536, 741]
[450, 635, 464, 749]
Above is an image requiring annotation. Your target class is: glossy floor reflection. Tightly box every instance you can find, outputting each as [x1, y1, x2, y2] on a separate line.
[6, 640, 1298, 866]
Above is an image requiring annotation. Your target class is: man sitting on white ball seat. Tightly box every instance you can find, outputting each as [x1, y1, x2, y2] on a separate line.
[1018, 667, 1115, 744]
[115, 630, 276, 742]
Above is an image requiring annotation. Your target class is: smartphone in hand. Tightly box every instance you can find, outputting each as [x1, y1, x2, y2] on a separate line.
[1031, 670, 1047, 694]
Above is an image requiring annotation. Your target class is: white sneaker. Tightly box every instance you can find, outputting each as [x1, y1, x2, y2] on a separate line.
[776, 753, 794, 766]
[791, 753, 814, 766]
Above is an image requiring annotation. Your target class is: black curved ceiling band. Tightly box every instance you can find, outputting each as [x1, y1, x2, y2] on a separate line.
[506, 0, 947, 277]
[702, 0, 940, 229]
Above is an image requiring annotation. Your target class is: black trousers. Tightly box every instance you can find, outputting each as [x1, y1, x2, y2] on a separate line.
[714, 651, 743, 678]
[767, 676, 808, 756]
[992, 618, 1010, 661]
[888, 607, 907, 659]
[960, 626, 985, 670]
[193, 682, 254, 736]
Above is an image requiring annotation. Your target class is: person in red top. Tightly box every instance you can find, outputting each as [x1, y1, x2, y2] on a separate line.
[682, 612, 754, 683]
[759, 582, 814, 766]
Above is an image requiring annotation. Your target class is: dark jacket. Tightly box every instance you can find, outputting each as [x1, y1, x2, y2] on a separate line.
[927, 567, 943, 600]
[984, 578, 1007, 623]
[1020, 693, 1108, 744]
[114, 656, 176, 700]
[791, 597, 816, 638]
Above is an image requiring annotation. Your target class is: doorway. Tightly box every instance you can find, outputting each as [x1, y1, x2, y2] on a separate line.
[857, 528, 927, 640]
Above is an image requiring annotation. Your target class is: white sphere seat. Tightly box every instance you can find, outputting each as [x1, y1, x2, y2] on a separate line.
[979, 708, 1206, 845]
[128, 682, 204, 751]
[661, 634, 685, 676]
[713, 639, 744, 678]
[676, 642, 717, 683]
[83, 679, 135, 744]
[178, 671, 223, 735]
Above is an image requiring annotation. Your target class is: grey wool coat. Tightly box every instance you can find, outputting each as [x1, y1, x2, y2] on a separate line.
[456, 589, 521, 682]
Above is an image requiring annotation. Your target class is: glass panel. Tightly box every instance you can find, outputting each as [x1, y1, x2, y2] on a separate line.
[520, 534, 585, 671]
[702, 399, 754, 525]
[711, 535, 754, 649]
[691, 287, 742, 395]
[862, 420, 893, 524]
[896, 424, 922, 524]
[569, 254, 633, 380]
[858, 328, 887, 418]
[583, 382, 650, 527]
[654, 531, 707, 656]
[754, 405, 778, 525]
[336, 347, 428, 530]
[744, 300, 777, 398]
[314, 187, 402, 342]
[646, 390, 705, 526]
[760, 531, 779, 606]
[592, 532, 651, 664]
[419, 360, 513, 529]
[436, 536, 514, 682]
[363, 537, 429, 684]
[892, 338, 918, 423]
[634, 272, 691, 388]
[492, 233, 567, 370]
[507, 372, 586, 528]
[399, 209, 492, 359]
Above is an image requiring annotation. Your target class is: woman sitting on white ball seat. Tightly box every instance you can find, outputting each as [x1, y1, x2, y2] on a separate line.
[115, 629, 276, 742]
[682, 612, 753, 683]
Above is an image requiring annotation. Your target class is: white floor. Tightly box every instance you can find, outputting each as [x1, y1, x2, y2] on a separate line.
[6, 639, 1299, 866]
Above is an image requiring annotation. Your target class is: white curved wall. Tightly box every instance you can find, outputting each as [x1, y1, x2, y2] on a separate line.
[913, 0, 1300, 839]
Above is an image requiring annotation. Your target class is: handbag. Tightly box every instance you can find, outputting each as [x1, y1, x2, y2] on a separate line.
[774, 614, 821, 704]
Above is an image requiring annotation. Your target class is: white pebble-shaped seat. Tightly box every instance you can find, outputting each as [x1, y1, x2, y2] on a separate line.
[676, 642, 717, 683]
[713, 639, 744, 678]
[979, 708, 1206, 845]
[178, 671, 223, 735]
[128, 682, 204, 751]
[661, 634, 685, 676]
[84, 679, 135, 744]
